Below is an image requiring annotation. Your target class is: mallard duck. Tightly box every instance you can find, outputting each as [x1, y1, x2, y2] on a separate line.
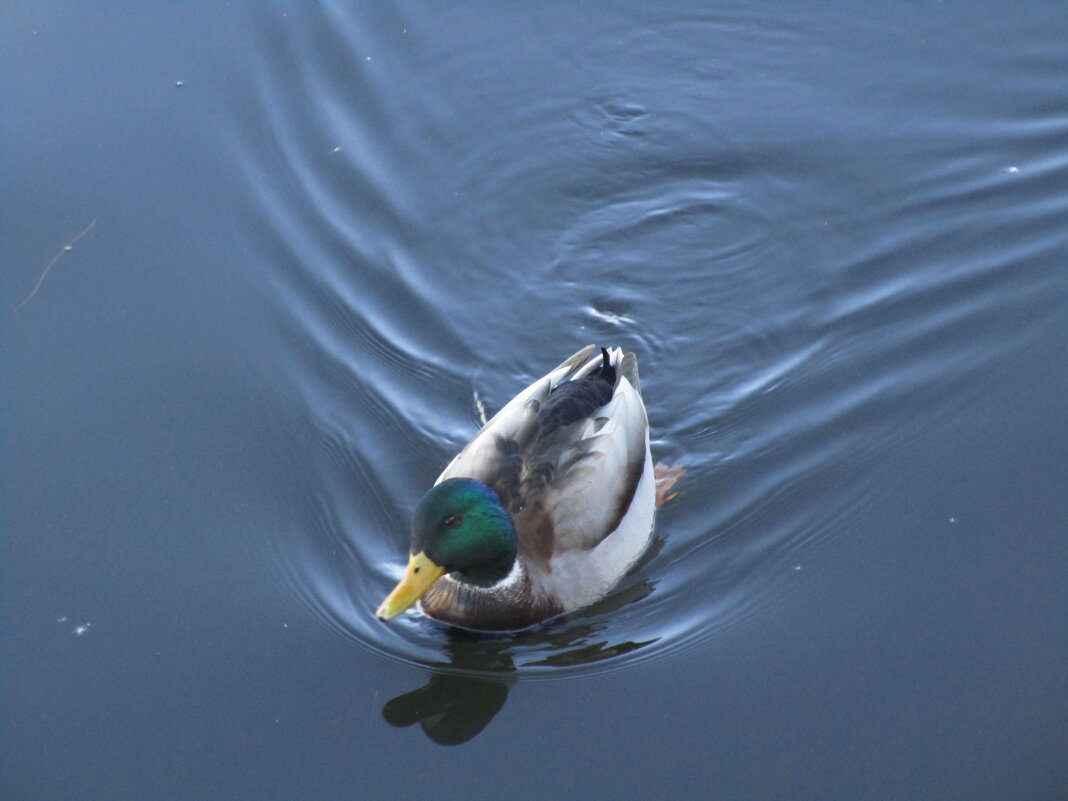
[375, 345, 657, 631]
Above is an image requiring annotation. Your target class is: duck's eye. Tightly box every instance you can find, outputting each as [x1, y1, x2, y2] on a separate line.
[443, 514, 461, 529]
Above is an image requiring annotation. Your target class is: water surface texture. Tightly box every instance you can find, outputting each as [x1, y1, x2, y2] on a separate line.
[3, 2, 1067, 799]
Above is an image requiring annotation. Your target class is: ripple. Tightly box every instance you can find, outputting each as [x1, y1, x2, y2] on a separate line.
[235, 1, 1068, 680]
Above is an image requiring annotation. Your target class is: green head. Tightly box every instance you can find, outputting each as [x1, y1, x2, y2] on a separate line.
[411, 478, 518, 587]
[376, 478, 518, 621]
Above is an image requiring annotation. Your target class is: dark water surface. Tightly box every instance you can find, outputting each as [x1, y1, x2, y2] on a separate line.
[4, 2, 1067, 799]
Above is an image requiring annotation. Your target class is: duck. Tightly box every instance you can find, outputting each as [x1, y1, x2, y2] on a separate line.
[375, 344, 660, 631]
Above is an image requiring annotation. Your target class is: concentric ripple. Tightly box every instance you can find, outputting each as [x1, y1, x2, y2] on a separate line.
[232, 2, 1068, 679]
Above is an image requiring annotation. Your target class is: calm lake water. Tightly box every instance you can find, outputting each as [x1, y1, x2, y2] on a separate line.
[3, 2, 1067, 799]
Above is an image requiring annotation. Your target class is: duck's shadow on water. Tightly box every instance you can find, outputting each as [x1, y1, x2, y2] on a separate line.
[381, 633, 514, 746]
[381, 556, 661, 746]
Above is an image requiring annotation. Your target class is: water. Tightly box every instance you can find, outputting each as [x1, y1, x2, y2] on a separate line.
[3, 2, 1066, 798]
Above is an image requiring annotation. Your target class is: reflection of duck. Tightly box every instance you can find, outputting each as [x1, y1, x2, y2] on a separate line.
[383, 671, 510, 746]
[382, 611, 660, 745]
[377, 345, 676, 631]
[382, 632, 515, 746]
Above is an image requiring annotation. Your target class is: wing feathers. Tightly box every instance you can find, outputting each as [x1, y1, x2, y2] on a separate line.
[439, 345, 650, 558]
[541, 375, 649, 553]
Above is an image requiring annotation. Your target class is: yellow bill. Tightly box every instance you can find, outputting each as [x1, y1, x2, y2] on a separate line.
[375, 551, 446, 620]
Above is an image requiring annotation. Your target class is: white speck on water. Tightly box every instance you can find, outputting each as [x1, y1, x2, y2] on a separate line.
[332, 146, 342, 153]
[56, 616, 68, 623]
[949, 516, 957, 523]
[175, 80, 185, 88]
[73, 622, 91, 636]
[793, 565, 802, 571]
[365, 56, 371, 61]
[64, 245, 72, 252]
[1006, 166, 1019, 173]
